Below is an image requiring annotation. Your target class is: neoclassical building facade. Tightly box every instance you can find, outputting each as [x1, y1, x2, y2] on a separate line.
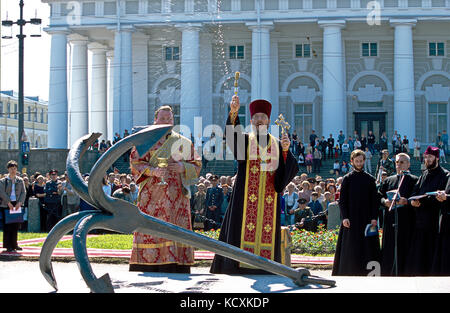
[0, 91, 48, 150]
[42, 0, 450, 148]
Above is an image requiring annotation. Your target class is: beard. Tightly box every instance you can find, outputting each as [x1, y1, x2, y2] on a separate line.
[425, 159, 438, 170]
[353, 163, 364, 172]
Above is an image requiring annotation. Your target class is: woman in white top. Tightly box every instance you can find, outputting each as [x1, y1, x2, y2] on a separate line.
[283, 183, 299, 226]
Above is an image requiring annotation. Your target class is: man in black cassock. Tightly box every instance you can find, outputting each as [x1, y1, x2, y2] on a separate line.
[432, 180, 450, 275]
[210, 96, 298, 274]
[406, 146, 449, 276]
[332, 149, 380, 276]
[378, 153, 418, 276]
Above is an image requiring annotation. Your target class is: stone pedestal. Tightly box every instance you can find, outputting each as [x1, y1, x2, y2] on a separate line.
[27, 198, 41, 233]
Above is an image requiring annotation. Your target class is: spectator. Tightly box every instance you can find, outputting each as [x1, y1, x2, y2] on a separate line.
[0, 160, 26, 252]
[341, 140, 350, 162]
[308, 192, 323, 216]
[442, 130, 448, 155]
[319, 136, 328, 160]
[338, 131, 345, 154]
[402, 135, 409, 153]
[367, 130, 376, 154]
[220, 184, 231, 224]
[61, 172, 79, 217]
[313, 148, 322, 173]
[191, 183, 206, 230]
[205, 175, 223, 231]
[348, 136, 354, 152]
[333, 160, 341, 177]
[44, 169, 63, 232]
[380, 131, 388, 151]
[283, 183, 299, 226]
[130, 183, 139, 204]
[309, 130, 317, 148]
[298, 181, 312, 202]
[305, 151, 313, 174]
[327, 134, 335, 159]
[102, 176, 112, 196]
[99, 140, 108, 153]
[364, 147, 373, 174]
[392, 130, 399, 153]
[436, 131, 442, 147]
[413, 138, 421, 161]
[341, 160, 350, 174]
[438, 141, 447, 163]
[33, 175, 47, 232]
[112, 184, 133, 203]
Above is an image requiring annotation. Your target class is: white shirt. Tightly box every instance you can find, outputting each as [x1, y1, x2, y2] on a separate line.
[8, 176, 16, 201]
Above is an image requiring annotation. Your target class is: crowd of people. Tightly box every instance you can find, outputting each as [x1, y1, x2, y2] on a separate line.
[1, 96, 449, 278]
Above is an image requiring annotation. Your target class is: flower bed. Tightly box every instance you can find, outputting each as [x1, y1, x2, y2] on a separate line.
[290, 225, 339, 256]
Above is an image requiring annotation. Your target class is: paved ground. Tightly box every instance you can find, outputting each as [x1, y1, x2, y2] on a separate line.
[1, 260, 449, 294]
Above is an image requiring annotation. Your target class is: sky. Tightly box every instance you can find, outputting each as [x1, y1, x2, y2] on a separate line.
[1, 0, 51, 101]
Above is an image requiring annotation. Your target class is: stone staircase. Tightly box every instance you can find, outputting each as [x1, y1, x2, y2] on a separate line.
[114, 150, 450, 179]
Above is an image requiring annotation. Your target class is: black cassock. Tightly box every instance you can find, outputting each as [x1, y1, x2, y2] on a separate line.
[378, 173, 418, 276]
[431, 173, 450, 276]
[332, 170, 381, 276]
[405, 165, 449, 276]
[210, 115, 298, 274]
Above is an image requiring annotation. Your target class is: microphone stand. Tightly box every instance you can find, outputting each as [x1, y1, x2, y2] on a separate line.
[388, 172, 406, 277]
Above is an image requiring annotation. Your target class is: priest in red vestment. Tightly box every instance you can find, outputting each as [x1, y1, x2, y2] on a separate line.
[129, 106, 202, 273]
[210, 96, 299, 274]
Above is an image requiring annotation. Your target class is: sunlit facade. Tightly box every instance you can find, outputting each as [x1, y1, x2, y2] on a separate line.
[42, 0, 450, 148]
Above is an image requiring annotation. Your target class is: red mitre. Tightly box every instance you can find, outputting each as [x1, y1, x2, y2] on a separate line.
[249, 99, 272, 118]
[424, 146, 440, 158]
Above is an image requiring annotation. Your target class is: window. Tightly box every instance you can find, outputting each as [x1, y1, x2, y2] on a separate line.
[0, 101, 3, 116]
[429, 42, 445, 57]
[428, 102, 448, 142]
[7, 103, 11, 118]
[27, 106, 31, 121]
[14, 103, 18, 119]
[40, 109, 44, 123]
[294, 104, 313, 143]
[362, 42, 377, 57]
[104, 1, 117, 15]
[82, 2, 96, 16]
[229, 45, 244, 60]
[295, 44, 311, 58]
[164, 46, 180, 61]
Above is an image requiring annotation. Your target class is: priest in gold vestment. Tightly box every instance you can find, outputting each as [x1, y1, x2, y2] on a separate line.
[210, 96, 299, 274]
[129, 106, 202, 273]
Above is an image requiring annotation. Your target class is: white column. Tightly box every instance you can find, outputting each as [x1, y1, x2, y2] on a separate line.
[247, 22, 273, 104]
[89, 43, 108, 141]
[111, 26, 134, 137]
[106, 50, 114, 142]
[319, 20, 346, 139]
[132, 32, 149, 127]
[177, 24, 202, 136]
[391, 19, 416, 146]
[47, 28, 70, 149]
[68, 34, 89, 146]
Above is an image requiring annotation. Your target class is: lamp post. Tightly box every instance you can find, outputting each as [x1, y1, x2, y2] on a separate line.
[2, 0, 41, 171]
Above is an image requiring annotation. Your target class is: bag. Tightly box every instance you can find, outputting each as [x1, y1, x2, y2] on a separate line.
[4, 208, 25, 224]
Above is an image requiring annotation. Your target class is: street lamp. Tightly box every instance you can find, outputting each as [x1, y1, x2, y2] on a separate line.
[1, 0, 42, 171]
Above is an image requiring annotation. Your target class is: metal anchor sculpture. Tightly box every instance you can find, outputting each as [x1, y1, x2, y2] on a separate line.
[39, 124, 336, 293]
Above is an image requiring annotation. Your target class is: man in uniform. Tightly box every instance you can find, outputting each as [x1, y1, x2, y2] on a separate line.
[210, 96, 298, 274]
[205, 175, 224, 230]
